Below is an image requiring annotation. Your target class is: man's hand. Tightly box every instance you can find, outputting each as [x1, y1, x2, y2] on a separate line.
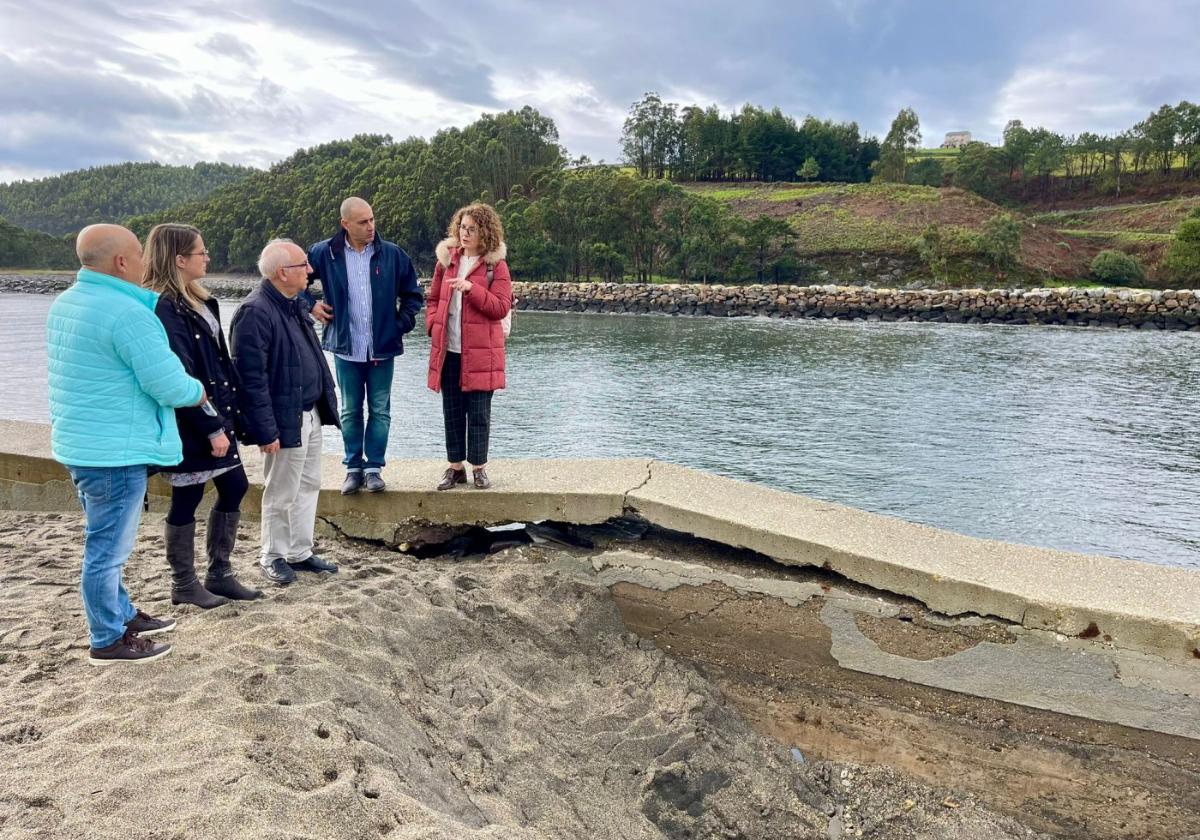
[210, 431, 230, 457]
[311, 301, 333, 324]
[260, 439, 281, 454]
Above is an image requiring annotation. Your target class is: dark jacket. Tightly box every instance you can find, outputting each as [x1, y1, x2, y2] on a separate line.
[303, 229, 424, 359]
[230, 279, 339, 449]
[154, 294, 245, 473]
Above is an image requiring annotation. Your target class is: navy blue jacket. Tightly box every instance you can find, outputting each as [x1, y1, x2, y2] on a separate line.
[230, 279, 339, 449]
[303, 229, 424, 359]
[154, 294, 245, 473]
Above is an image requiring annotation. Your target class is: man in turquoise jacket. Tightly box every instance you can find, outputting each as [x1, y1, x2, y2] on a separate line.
[47, 224, 209, 666]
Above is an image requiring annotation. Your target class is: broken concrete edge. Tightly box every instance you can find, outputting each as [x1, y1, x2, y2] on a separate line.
[1, 418, 1197, 665]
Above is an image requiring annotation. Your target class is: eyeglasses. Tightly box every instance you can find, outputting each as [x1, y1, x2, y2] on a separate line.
[183, 249, 210, 257]
[282, 262, 309, 271]
[458, 225, 478, 235]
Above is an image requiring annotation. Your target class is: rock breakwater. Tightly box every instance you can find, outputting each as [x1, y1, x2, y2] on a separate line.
[6, 273, 1200, 330]
[515, 282, 1200, 330]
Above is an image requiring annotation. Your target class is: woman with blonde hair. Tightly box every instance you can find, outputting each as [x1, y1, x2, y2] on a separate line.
[426, 203, 512, 490]
[145, 223, 261, 606]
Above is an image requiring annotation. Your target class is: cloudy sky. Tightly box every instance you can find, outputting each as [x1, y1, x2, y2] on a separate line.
[1, 0, 1196, 182]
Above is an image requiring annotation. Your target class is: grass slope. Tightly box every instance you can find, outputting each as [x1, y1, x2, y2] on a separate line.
[684, 181, 1093, 281]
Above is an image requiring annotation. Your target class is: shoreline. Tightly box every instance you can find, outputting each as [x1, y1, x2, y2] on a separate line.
[4, 273, 1200, 330]
[3, 425, 1198, 837]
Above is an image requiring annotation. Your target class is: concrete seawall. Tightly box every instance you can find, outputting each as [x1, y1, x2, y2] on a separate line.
[6, 273, 1200, 329]
[2, 419, 1196, 667]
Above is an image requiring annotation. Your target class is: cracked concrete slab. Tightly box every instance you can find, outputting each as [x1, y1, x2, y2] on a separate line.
[2, 419, 1198, 668]
[589, 547, 1199, 740]
[628, 461, 1200, 664]
[822, 602, 1200, 740]
[590, 548, 898, 616]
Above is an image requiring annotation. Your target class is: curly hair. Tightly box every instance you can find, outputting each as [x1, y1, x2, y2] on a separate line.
[447, 203, 504, 257]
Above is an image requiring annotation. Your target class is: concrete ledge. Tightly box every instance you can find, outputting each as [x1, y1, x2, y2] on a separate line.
[2, 419, 1197, 665]
[630, 461, 1200, 664]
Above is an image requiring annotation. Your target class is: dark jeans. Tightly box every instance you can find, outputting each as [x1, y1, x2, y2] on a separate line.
[335, 356, 394, 472]
[440, 352, 493, 465]
[165, 466, 250, 526]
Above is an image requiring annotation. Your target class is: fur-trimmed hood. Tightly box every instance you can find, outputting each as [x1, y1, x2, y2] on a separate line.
[435, 237, 507, 268]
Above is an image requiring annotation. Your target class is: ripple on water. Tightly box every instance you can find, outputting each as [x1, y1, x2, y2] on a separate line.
[6, 293, 1200, 569]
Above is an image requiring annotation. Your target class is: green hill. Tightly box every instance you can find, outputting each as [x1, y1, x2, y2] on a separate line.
[684, 181, 1100, 285]
[0, 161, 257, 236]
[0, 216, 74, 269]
[128, 108, 564, 272]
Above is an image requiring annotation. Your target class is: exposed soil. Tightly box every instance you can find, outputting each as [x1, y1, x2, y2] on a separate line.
[0, 510, 1062, 840]
[610, 577, 1200, 840]
[1012, 177, 1200, 213]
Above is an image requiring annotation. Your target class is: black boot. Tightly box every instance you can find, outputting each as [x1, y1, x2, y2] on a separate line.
[204, 509, 263, 601]
[166, 521, 228, 608]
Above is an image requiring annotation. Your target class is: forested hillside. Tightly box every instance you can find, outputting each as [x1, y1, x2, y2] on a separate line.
[128, 107, 563, 272]
[905, 101, 1200, 203]
[0, 161, 255, 236]
[0, 216, 74, 268]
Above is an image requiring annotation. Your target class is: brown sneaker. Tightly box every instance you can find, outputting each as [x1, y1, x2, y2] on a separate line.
[437, 467, 467, 491]
[472, 466, 491, 490]
[89, 631, 172, 667]
[125, 609, 176, 637]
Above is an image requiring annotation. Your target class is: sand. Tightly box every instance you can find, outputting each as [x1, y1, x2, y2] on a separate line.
[0, 510, 1048, 839]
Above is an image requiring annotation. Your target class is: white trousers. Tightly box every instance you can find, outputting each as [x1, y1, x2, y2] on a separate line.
[259, 409, 323, 566]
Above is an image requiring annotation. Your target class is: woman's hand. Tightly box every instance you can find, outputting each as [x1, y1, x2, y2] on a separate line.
[210, 431, 230, 457]
[449, 278, 473, 293]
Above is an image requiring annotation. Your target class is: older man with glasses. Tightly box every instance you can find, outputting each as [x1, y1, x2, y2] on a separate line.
[303, 196, 423, 495]
[231, 239, 340, 585]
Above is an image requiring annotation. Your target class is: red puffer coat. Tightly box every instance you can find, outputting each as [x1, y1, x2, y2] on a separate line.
[426, 237, 512, 393]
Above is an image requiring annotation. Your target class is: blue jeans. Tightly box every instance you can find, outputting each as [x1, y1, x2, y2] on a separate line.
[67, 465, 146, 648]
[334, 356, 394, 472]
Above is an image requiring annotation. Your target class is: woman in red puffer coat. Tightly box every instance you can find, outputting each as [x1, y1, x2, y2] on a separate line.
[426, 202, 512, 491]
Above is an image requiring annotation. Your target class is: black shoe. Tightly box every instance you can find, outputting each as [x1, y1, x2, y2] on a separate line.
[262, 558, 297, 585]
[125, 609, 176, 637]
[341, 471, 364, 495]
[289, 554, 338, 574]
[90, 631, 171, 667]
[364, 472, 386, 493]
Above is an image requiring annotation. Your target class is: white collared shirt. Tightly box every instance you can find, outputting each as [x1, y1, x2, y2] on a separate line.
[338, 239, 375, 362]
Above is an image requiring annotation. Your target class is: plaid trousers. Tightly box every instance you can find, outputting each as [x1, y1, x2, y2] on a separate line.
[440, 352, 493, 465]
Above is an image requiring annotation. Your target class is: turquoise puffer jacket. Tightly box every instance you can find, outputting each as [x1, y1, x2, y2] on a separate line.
[47, 268, 205, 467]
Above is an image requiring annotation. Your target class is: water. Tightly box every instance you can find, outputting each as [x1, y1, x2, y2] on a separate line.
[6, 292, 1200, 569]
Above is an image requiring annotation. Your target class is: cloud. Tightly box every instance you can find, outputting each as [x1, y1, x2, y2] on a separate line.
[255, 0, 500, 106]
[991, 17, 1200, 139]
[202, 33, 260, 66]
[0, 0, 1196, 181]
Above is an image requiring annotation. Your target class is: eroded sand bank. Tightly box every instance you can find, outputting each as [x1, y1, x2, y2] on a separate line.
[2, 510, 1051, 839]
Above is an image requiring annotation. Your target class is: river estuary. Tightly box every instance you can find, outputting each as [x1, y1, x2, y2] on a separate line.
[5, 291, 1199, 569]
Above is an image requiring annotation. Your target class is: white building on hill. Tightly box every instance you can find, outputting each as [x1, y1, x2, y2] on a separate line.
[941, 131, 972, 148]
